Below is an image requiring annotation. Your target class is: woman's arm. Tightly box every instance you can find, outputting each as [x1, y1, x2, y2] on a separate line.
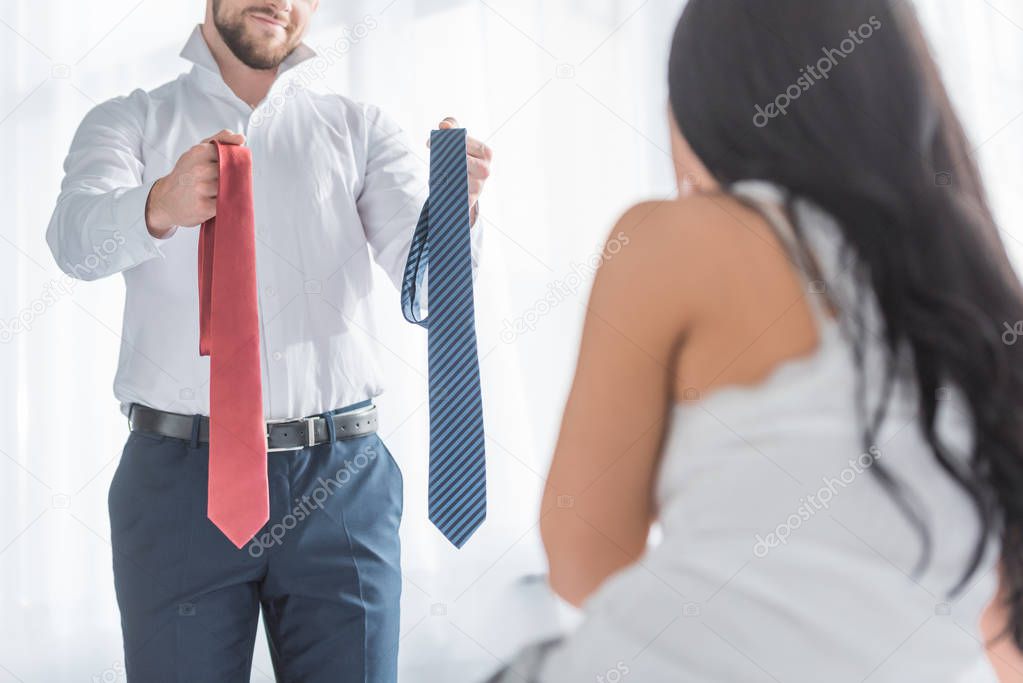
[983, 567, 1023, 682]
[539, 199, 719, 606]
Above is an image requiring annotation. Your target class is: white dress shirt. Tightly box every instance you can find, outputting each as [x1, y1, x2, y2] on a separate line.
[47, 26, 481, 420]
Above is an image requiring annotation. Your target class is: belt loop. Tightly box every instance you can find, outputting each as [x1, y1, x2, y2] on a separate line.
[344, 398, 373, 413]
[321, 410, 336, 443]
[189, 414, 202, 449]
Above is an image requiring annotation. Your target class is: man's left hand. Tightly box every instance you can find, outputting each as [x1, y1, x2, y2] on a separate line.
[432, 117, 492, 223]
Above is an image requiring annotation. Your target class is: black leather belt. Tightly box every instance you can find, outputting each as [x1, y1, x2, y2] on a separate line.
[128, 402, 378, 452]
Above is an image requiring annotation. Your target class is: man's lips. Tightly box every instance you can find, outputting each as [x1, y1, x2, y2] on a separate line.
[248, 12, 287, 29]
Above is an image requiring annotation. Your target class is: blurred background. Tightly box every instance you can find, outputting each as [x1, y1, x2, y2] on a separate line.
[0, 0, 1021, 680]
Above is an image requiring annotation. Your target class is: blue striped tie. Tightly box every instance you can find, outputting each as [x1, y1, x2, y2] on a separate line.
[401, 128, 486, 548]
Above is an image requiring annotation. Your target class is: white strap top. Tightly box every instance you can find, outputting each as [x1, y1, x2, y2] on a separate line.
[536, 181, 1000, 683]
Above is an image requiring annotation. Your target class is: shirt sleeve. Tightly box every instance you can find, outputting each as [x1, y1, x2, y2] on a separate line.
[46, 89, 172, 282]
[356, 104, 483, 303]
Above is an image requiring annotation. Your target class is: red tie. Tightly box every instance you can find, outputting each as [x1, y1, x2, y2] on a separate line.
[198, 141, 268, 549]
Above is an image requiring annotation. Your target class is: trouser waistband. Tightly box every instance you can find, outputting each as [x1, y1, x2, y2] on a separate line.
[127, 400, 378, 452]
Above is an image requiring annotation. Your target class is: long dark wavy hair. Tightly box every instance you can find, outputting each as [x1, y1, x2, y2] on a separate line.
[669, 0, 1023, 647]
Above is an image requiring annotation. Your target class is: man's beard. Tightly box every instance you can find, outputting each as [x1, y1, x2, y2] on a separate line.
[212, 0, 298, 70]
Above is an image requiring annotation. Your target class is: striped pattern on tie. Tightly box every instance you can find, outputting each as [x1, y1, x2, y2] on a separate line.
[400, 128, 487, 548]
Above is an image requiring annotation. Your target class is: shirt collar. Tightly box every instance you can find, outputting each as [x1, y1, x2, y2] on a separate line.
[179, 24, 317, 107]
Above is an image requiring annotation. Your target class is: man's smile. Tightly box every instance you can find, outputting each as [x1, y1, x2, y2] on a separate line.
[247, 10, 287, 31]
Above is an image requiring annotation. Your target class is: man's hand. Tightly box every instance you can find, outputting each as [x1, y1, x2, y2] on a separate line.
[432, 117, 492, 223]
[145, 130, 246, 238]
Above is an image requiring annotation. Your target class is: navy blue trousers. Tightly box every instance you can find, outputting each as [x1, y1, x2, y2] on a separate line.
[108, 405, 403, 682]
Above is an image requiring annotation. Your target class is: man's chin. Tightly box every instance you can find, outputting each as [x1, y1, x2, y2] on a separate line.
[215, 17, 294, 70]
[235, 42, 293, 70]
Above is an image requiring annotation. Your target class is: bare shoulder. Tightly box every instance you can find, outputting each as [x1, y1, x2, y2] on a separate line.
[593, 194, 784, 319]
[611, 194, 780, 261]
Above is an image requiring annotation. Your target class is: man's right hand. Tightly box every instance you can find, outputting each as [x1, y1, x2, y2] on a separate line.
[145, 130, 245, 238]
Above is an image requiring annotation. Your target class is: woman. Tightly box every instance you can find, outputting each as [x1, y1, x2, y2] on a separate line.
[491, 1, 1023, 681]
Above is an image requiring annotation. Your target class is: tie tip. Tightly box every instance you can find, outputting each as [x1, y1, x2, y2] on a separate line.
[208, 512, 267, 550]
[435, 514, 486, 549]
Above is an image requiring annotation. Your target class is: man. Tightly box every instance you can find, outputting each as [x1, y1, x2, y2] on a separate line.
[45, 0, 491, 680]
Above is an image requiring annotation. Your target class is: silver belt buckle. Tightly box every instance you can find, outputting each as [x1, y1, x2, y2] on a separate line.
[266, 416, 318, 452]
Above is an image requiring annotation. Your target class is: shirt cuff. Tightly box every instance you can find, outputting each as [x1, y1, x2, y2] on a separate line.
[112, 179, 175, 259]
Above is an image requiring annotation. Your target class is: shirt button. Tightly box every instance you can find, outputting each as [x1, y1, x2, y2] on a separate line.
[272, 351, 283, 361]
[265, 285, 276, 297]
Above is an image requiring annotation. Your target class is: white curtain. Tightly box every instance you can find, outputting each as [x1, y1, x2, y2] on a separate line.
[0, 1, 1019, 681]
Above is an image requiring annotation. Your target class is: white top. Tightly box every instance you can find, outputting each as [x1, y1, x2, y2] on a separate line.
[46, 25, 480, 420]
[536, 182, 1000, 682]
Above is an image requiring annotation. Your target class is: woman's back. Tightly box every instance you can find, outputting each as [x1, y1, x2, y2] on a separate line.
[519, 2, 1023, 681]
[535, 182, 1000, 682]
